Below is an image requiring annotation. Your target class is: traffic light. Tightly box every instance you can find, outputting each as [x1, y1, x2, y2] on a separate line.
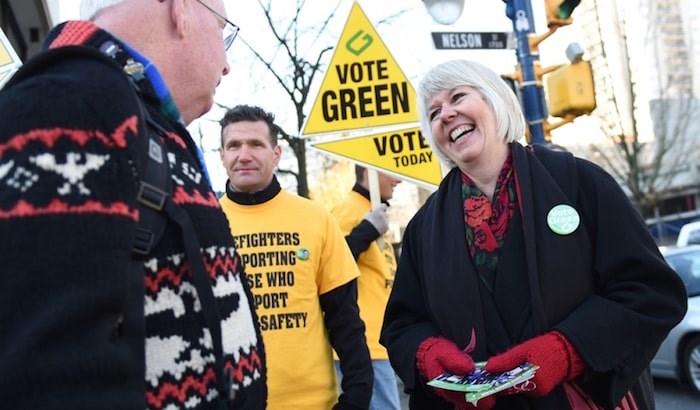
[545, 60, 595, 118]
[545, 0, 581, 27]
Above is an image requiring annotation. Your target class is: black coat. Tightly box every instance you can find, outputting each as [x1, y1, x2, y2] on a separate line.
[381, 143, 686, 409]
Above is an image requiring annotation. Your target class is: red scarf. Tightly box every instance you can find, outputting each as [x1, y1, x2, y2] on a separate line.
[461, 155, 516, 290]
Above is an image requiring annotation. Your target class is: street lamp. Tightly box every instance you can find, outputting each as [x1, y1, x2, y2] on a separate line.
[422, 0, 465, 25]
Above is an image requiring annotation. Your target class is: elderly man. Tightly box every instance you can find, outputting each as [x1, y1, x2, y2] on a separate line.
[0, 1, 266, 409]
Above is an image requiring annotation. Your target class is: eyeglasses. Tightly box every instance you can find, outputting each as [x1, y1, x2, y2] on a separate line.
[195, 0, 240, 51]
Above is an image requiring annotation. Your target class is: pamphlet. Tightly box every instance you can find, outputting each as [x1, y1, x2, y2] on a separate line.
[427, 362, 538, 405]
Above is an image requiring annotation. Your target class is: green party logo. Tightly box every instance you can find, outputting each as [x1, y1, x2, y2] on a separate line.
[546, 204, 580, 235]
[297, 248, 310, 261]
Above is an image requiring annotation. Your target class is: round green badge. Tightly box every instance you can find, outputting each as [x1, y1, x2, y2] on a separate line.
[297, 248, 310, 260]
[546, 204, 580, 235]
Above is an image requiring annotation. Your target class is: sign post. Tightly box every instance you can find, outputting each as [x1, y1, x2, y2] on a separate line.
[503, 0, 547, 144]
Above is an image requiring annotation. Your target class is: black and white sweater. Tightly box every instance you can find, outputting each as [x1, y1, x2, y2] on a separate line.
[0, 21, 266, 409]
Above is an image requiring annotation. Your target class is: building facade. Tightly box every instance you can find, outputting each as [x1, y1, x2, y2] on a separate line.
[567, 0, 700, 242]
[0, 1, 57, 63]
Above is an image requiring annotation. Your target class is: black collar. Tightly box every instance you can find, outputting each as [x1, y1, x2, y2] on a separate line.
[225, 175, 281, 205]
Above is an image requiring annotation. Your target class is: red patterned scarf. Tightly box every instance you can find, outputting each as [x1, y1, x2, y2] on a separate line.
[461, 154, 516, 290]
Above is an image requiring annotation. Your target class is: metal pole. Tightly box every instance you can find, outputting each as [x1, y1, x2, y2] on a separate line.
[503, 0, 547, 144]
[367, 169, 385, 248]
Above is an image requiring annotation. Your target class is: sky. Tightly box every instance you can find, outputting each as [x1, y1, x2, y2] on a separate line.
[52, 0, 578, 191]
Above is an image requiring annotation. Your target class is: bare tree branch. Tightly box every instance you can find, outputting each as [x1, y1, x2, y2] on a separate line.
[222, 1, 412, 197]
[584, 0, 699, 216]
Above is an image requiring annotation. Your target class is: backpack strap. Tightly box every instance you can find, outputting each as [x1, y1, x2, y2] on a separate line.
[128, 85, 170, 257]
[117, 51, 234, 406]
[120, 54, 234, 408]
[128, 83, 233, 407]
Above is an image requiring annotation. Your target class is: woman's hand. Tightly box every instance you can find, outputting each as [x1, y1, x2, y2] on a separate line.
[416, 337, 495, 409]
[483, 331, 585, 397]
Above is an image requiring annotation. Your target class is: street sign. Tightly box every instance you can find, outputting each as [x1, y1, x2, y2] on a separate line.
[431, 32, 515, 50]
[0, 28, 22, 90]
[302, 2, 418, 136]
[310, 126, 442, 188]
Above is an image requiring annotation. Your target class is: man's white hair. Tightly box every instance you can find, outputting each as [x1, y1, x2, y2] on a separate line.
[80, 0, 126, 20]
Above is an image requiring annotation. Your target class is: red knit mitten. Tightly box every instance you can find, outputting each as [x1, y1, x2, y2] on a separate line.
[483, 331, 585, 397]
[417, 337, 496, 409]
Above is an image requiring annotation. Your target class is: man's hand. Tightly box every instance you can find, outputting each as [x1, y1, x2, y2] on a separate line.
[363, 204, 389, 235]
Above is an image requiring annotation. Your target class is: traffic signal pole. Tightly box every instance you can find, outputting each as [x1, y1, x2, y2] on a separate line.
[503, 0, 548, 144]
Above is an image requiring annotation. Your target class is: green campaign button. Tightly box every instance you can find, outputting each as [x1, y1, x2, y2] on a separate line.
[547, 204, 580, 235]
[297, 248, 310, 261]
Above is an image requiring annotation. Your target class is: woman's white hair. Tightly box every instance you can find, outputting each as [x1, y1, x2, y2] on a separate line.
[417, 59, 526, 169]
[80, 0, 126, 20]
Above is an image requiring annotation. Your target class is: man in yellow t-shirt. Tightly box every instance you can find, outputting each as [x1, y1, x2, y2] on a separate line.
[331, 165, 402, 410]
[218, 105, 372, 409]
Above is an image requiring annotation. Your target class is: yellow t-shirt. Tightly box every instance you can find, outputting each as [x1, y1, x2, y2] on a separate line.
[220, 189, 360, 409]
[331, 191, 397, 359]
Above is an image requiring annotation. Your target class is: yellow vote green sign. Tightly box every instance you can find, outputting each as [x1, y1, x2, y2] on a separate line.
[311, 126, 442, 188]
[302, 2, 418, 136]
[0, 28, 22, 90]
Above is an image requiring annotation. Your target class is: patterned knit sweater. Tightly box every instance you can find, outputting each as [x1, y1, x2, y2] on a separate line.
[0, 21, 266, 409]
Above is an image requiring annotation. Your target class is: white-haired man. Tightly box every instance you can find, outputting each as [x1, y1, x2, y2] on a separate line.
[0, 1, 266, 409]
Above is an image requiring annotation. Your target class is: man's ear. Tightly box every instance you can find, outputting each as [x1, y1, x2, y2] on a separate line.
[171, 0, 190, 39]
[273, 144, 282, 166]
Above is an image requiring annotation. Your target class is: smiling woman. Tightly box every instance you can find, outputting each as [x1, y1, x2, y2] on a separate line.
[380, 58, 688, 410]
